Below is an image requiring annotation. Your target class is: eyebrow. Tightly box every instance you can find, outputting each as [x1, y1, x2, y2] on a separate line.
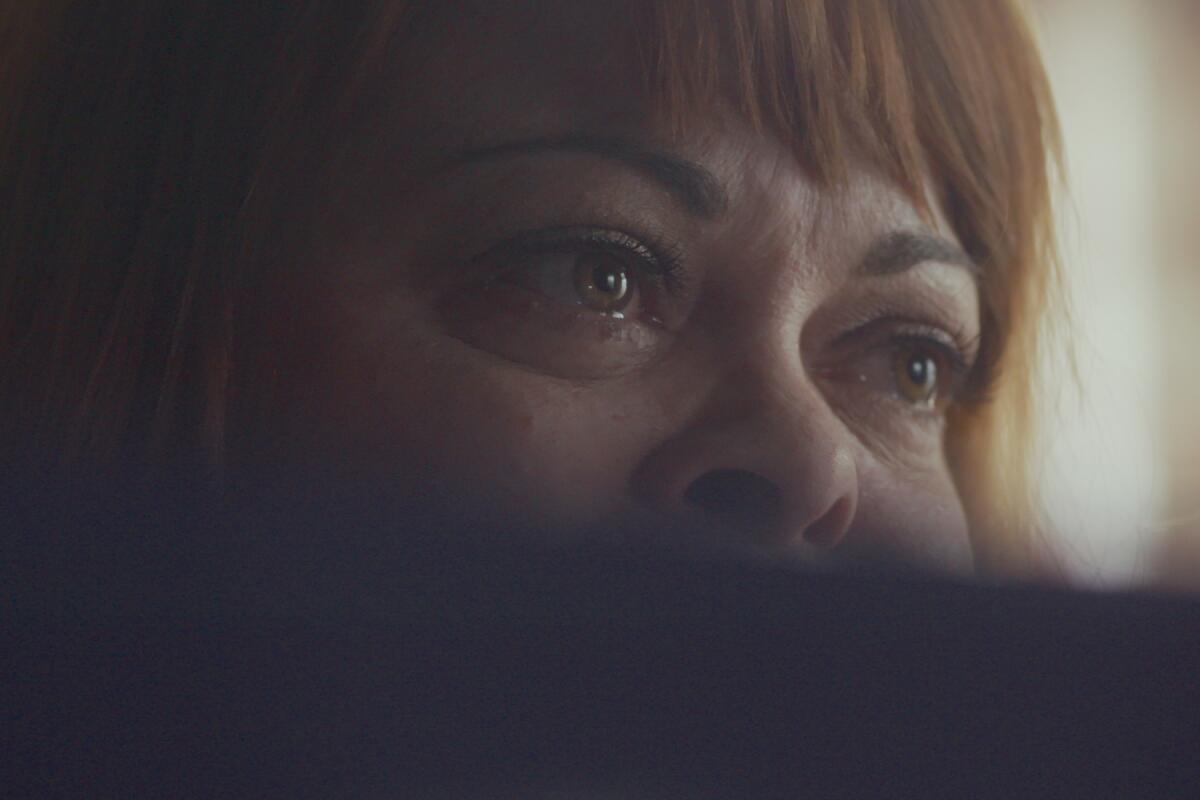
[856, 230, 979, 278]
[443, 134, 730, 218]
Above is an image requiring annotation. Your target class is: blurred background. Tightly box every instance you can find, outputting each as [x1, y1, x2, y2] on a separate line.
[1031, 0, 1200, 589]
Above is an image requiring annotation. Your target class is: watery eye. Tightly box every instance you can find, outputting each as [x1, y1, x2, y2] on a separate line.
[893, 349, 940, 407]
[573, 252, 633, 313]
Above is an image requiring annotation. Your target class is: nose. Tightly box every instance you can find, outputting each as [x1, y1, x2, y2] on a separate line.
[631, 378, 859, 552]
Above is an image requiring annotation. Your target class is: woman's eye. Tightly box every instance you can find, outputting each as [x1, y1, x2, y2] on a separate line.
[439, 228, 682, 380]
[474, 226, 683, 324]
[816, 327, 971, 419]
[497, 247, 640, 317]
[572, 252, 633, 313]
[881, 337, 970, 413]
[893, 348, 941, 408]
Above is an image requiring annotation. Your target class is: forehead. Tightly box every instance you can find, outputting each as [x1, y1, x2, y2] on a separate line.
[388, 1, 655, 149]
[380, 1, 944, 221]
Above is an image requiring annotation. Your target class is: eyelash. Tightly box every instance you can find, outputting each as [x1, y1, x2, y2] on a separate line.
[884, 326, 973, 376]
[468, 228, 981, 406]
[476, 225, 687, 294]
[846, 318, 980, 408]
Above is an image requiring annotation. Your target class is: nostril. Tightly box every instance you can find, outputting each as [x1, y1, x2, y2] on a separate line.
[802, 495, 854, 548]
[683, 469, 783, 532]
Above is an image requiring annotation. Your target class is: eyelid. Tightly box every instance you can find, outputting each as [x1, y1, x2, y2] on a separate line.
[473, 226, 688, 293]
[886, 331, 971, 378]
[828, 315, 978, 366]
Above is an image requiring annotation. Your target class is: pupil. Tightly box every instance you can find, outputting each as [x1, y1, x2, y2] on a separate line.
[907, 355, 932, 387]
[594, 265, 624, 296]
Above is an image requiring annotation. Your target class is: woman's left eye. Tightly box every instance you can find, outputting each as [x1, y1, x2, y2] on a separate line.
[892, 347, 944, 408]
[818, 328, 971, 416]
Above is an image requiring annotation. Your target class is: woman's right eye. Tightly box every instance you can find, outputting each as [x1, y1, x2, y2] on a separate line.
[478, 226, 683, 320]
[438, 228, 681, 379]
[493, 248, 642, 318]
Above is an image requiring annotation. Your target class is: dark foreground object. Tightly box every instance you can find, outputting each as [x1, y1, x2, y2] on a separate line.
[4, 472, 1200, 798]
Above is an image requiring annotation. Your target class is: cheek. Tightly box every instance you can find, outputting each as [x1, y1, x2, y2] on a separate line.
[307, 296, 658, 526]
[849, 463, 974, 575]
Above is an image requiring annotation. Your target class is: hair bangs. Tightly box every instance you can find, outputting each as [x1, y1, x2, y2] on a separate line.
[637, 0, 1057, 253]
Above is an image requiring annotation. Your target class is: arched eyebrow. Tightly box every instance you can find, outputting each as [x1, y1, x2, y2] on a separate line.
[445, 134, 729, 219]
[857, 230, 979, 278]
[445, 139, 976, 278]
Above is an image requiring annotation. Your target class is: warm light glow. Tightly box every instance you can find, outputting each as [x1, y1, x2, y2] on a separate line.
[1033, 0, 1183, 585]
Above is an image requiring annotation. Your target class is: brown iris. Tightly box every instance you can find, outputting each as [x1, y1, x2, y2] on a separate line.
[572, 253, 632, 313]
[895, 350, 939, 406]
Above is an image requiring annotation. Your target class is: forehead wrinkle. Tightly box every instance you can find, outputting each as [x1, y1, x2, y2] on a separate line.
[390, 0, 655, 136]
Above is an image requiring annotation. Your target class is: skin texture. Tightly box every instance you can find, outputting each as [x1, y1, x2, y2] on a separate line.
[275, 3, 982, 574]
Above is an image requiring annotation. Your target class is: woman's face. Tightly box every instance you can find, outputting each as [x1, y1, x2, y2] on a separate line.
[284, 3, 982, 574]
